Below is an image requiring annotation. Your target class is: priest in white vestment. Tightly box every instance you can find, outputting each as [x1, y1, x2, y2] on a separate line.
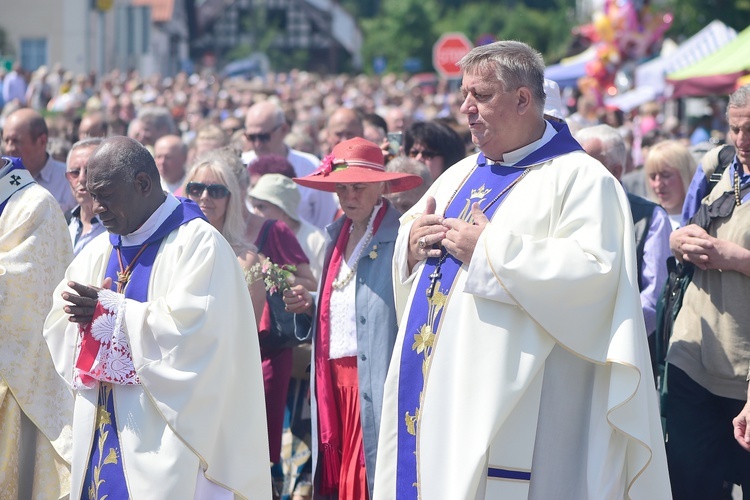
[374, 41, 671, 499]
[0, 156, 73, 499]
[43, 137, 271, 499]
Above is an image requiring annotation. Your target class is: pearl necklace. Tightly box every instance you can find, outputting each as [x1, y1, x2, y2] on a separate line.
[332, 203, 380, 290]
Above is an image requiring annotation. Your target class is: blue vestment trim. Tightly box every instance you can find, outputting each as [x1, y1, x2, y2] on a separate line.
[487, 467, 532, 481]
[82, 198, 205, 498]
[0, 157, 33, 216]
[394, 123, 582, 499]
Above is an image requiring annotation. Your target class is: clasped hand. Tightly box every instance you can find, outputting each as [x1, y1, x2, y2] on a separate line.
[670, 224, 746, 272]
[408, 196, 490, 270]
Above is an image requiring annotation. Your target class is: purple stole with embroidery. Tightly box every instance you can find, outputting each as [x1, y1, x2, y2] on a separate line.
[394, 122, 582, 498]
[81, 199, 205, 500]
[0, 157, 33, 216]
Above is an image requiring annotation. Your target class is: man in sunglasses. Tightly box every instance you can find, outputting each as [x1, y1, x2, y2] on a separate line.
[242, 101, 338, 230]
[65, 138, 106, 255]
[44, 136, 271, 499]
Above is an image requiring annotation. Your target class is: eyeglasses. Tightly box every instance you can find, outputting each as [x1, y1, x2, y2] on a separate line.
[186, 182, 230, 199]
[244, 123, 282, 143]
[408, 148, 439, 160]
[65, 169, 81, 179]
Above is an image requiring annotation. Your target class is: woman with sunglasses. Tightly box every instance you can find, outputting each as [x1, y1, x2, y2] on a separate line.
[186, 149, 317, 493]
[183, 154, 266, 329]
[283, 138, 422, 499]
[403, 120, 466, 181]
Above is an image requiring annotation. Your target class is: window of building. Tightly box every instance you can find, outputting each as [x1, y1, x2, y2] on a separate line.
[20, 38, 47, 71]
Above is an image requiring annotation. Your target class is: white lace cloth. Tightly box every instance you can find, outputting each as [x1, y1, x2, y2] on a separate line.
[73, 288, 140, 389]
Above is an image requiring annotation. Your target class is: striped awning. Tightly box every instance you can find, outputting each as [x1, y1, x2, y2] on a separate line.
[635, 20, 737, 93]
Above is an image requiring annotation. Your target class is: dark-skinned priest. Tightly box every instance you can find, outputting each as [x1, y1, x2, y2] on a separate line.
[43, 136, 271, 499]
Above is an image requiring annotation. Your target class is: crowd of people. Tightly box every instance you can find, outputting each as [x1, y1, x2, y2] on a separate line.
[1, 38, 750, 500]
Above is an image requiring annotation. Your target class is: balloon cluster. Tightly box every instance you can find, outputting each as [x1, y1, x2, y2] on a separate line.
[576, 0, 672, 103]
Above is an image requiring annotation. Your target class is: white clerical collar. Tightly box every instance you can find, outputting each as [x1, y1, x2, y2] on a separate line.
[121, 193, 181, 246]
[489, 121, 557, 166]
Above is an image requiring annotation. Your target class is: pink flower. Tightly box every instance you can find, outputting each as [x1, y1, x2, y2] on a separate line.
[313, 154, 346, 176]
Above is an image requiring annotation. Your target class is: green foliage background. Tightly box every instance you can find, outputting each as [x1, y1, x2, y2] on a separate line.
[358, 0, 577, 74]
[348, 0, 750, 75]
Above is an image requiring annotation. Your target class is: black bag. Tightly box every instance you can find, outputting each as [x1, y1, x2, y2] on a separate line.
[256, 220, 312, 350]
[655, 145, 738, 380]
[656, 148, 748, 432]
[264, 290, 312, 350]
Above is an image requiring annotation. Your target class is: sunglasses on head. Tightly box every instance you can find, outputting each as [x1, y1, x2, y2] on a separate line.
[186, 182, 230, 199]
[408, 148, 439, 160]
[244, 123, 282, 143]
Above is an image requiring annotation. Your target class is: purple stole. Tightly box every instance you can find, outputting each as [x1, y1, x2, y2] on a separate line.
[0, 157, 33, 216]
[395, 122, 582, 498]
[81, 199, 205, 500]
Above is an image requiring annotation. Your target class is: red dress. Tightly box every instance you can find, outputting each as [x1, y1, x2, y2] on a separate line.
[255, 219, 309, 463]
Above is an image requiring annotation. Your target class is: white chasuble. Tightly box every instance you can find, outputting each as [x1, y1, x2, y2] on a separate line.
[375, 138, 671, 499]
[44, 215, 271, 499]
[0, 167, 73, 499]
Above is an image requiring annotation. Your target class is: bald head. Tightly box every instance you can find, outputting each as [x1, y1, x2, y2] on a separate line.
[86, 136, 166, 235]
[154, 134, 188, 185]
[78, 113, 107, 139]
[244, 101, 288, 156]
[2, 108, 49, 176]
[326, 108, 364, 154]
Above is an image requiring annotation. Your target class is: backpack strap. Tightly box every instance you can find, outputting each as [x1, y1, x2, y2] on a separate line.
[701, 144, 736, 190]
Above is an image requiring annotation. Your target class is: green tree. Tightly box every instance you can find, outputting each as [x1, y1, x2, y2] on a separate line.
[663, 0, 750, 40]
[360, 0, 576, 74]
[0, 25, 14, 57]
[361, 0, 438, 73]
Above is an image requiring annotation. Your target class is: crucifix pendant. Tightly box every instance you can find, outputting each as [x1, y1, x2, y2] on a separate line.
[426, 267, 442, 298]
[116, 270, 131, 293]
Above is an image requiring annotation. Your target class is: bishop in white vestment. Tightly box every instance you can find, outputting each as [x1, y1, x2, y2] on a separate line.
[374, 41, 670, 500]
[43, 137, 271, 499]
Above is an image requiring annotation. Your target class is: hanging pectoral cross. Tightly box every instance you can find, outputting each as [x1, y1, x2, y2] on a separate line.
[116, 270, 131, 293]
[426, 267, 441, 298]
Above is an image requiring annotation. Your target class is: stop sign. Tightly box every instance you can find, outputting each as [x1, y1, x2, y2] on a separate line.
[432, 32, 474, 79]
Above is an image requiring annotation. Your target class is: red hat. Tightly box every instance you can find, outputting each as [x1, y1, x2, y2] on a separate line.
[293, 137, 423, 193]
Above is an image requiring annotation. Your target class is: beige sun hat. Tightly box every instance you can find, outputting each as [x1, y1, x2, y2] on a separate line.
[249, 173, 301, 222]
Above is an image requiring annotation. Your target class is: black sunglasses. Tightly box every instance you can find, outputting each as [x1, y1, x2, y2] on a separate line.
[186, 182, 230, 199]
[408, 148, 439, 160]
[244, 123, 282, 143]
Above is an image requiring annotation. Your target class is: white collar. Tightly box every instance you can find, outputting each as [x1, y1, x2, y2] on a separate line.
[490, 121, 556, 166]
[121, 193, 180, 246]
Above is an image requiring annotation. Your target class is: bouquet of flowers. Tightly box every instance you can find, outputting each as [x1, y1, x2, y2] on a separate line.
[247, 257, 297, 295]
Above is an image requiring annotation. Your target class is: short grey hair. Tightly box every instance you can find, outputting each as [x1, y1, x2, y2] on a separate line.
[728, 84, 750, 115]
[458, 41, 546, 114]
[137, 106, 178, 135]
[66, 137, 104, 165]
[575, 124, 627, 170]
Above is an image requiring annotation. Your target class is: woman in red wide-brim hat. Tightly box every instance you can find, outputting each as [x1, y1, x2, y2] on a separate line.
[285, 137, 422, 499]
